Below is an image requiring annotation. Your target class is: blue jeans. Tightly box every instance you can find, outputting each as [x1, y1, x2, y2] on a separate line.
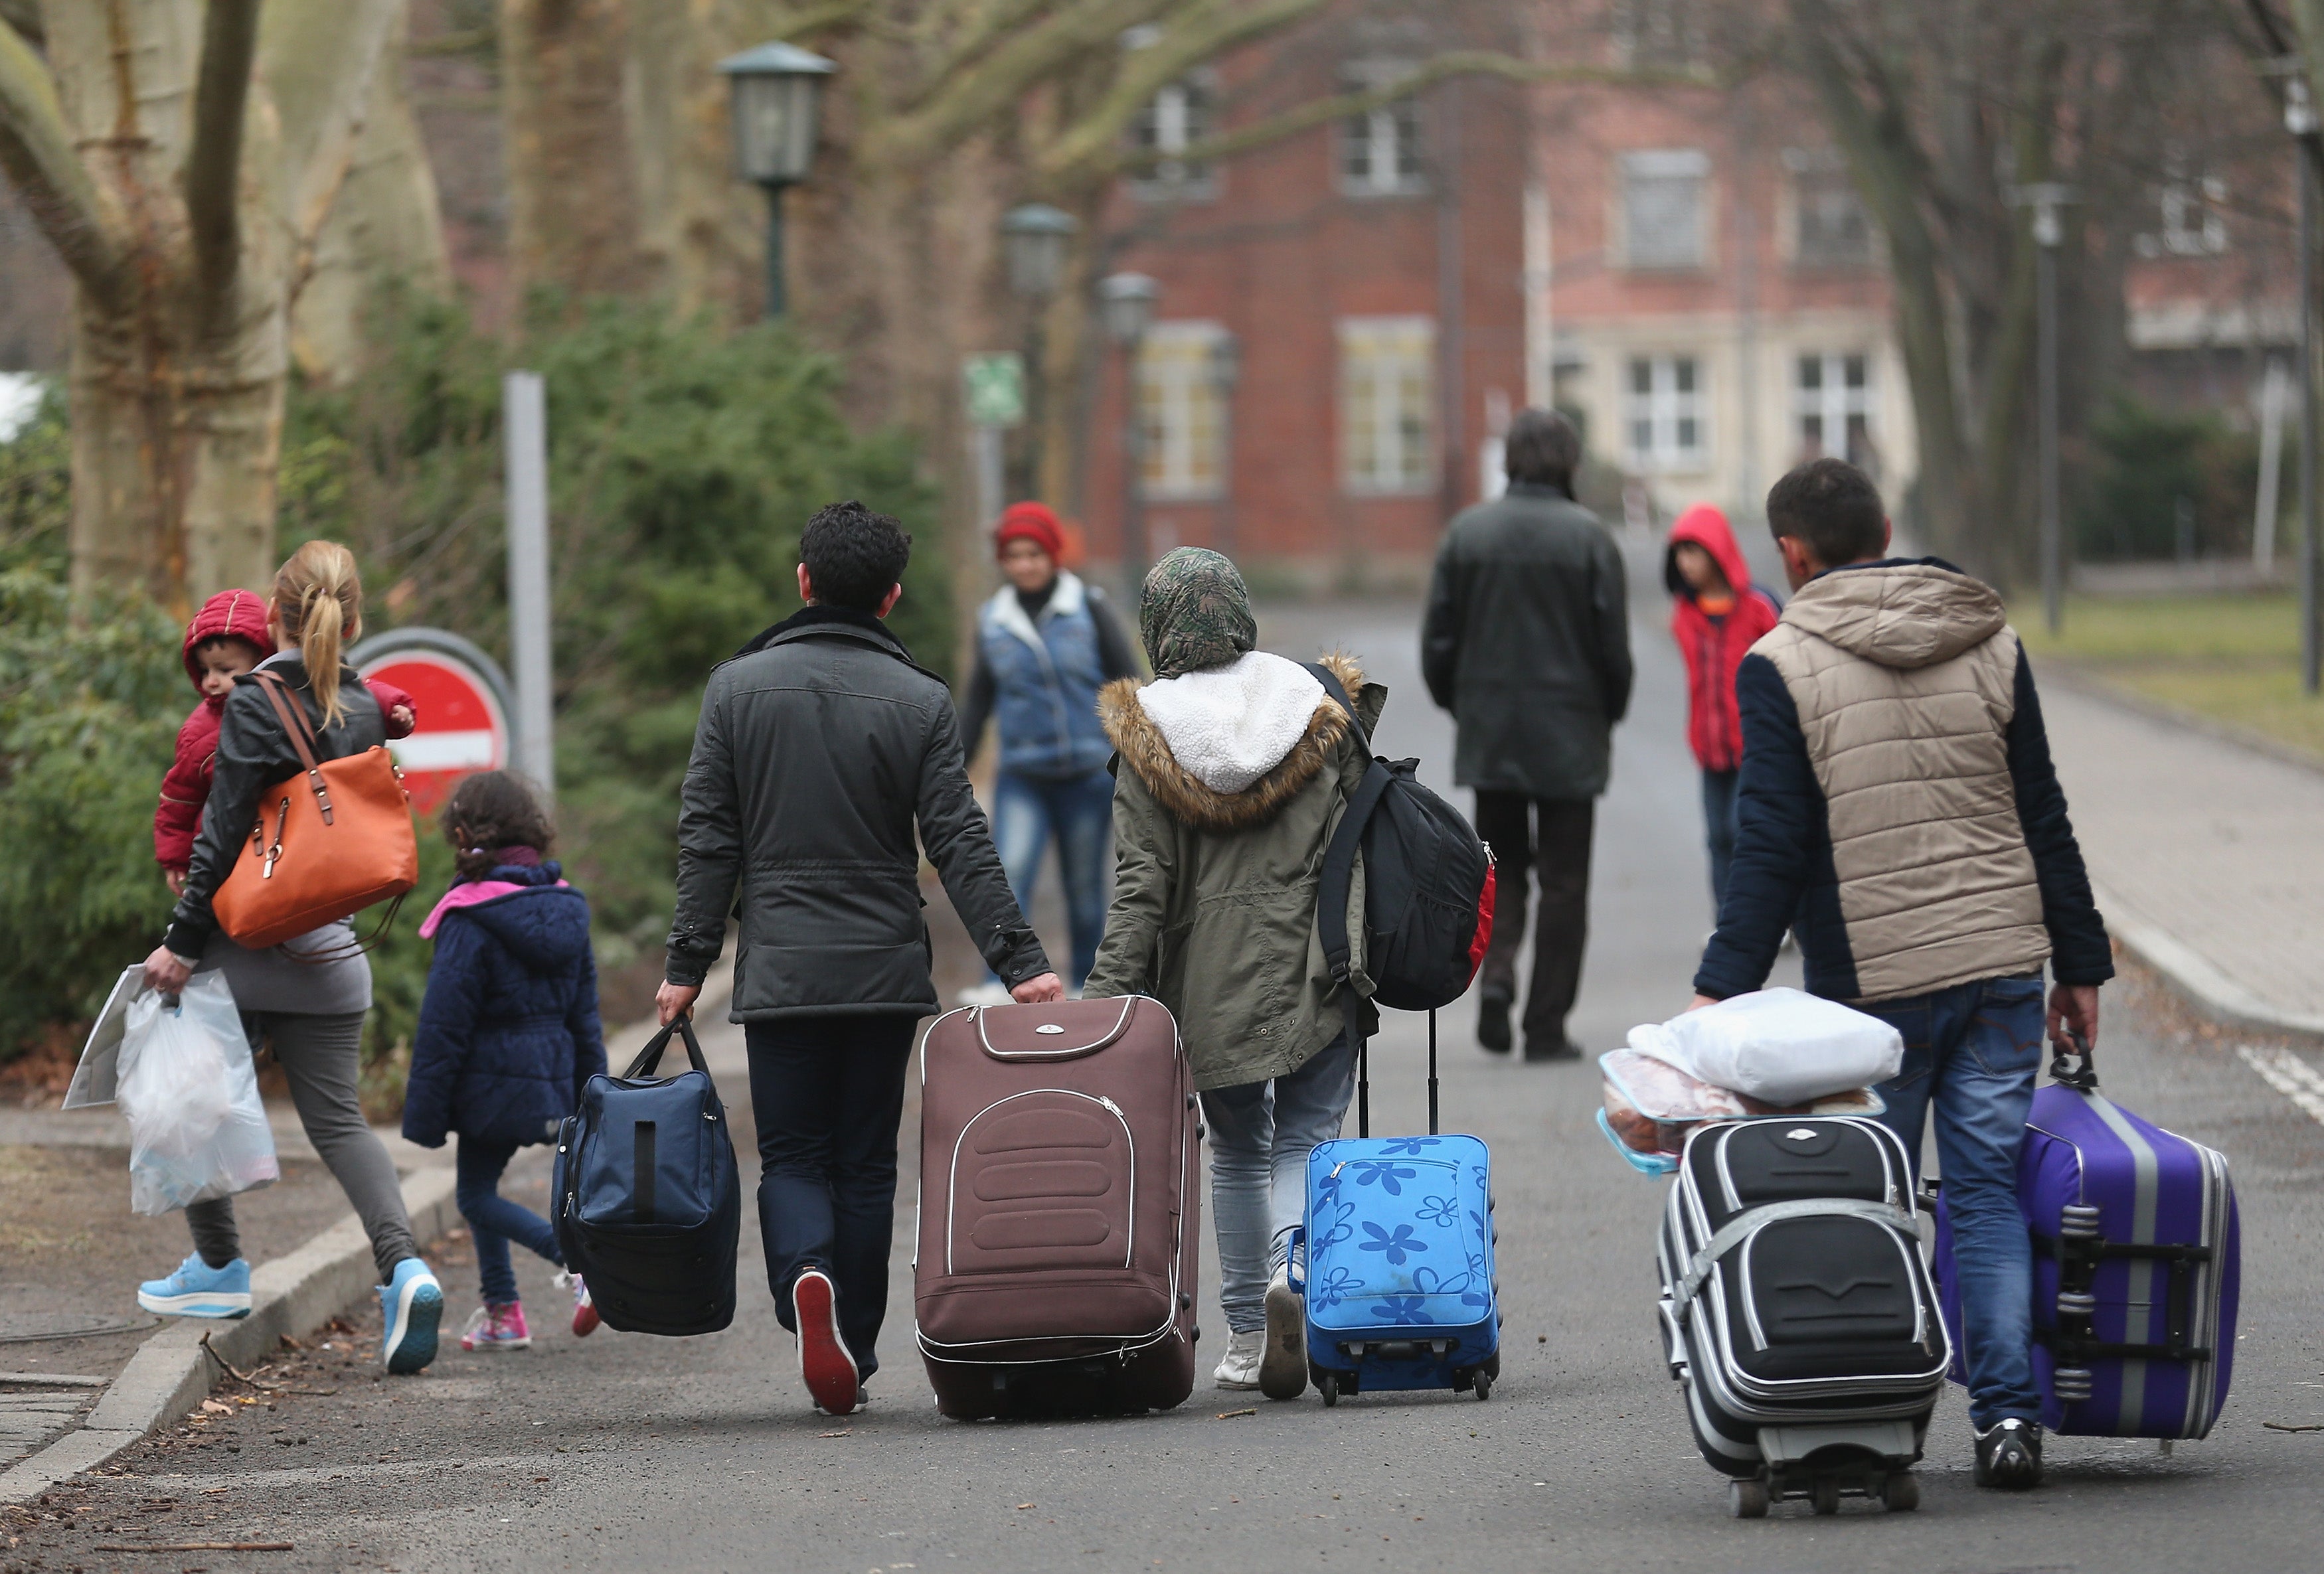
[455, 1139, 563, 1306]
[1199, 1034, 1357, 1334]
[745, 1014, 916, 1381]
[1701, 768, 1738, 913]
[1861, 975, 2046, 1431]
[990, 767, 1114, 988]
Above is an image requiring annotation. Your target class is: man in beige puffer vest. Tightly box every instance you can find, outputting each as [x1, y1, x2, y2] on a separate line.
[1691, 458, 2113, 1492]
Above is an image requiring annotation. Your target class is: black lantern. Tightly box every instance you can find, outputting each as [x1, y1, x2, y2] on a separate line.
[1098, 272, 1160, 345]
[1002, 204, 1079, 300]
[718, 42, 837, 319]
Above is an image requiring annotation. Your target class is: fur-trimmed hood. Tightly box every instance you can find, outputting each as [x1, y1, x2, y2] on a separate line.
[1100, 652, 1365, 832]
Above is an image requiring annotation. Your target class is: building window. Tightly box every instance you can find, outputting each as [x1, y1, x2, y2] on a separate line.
[1137, 324, 1227, 501]
[1785, 148, 1874, 268]
[1340, 317, 1436, 495]
[1129, 76, 1218, 200]
[1339, 62, 1424, 197]
[1612, 0, 1704, 68]
[1625, 354, 1707, 471]
[1795, 353, 1877, 475]
[2137, 161, 2228, 258]
[1620, 149, 1708, 270]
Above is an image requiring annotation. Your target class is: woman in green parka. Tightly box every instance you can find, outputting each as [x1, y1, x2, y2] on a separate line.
[1082, 548, 1384, 1404]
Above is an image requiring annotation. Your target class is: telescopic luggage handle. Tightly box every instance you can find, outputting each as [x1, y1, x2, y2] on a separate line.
[1353, 1009, 1439, 1141]
[2048, 1028, 2098, 1092]
[623, 1015, 710, 1081]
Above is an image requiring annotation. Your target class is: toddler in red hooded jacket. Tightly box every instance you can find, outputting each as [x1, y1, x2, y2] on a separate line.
[1664, 505, 1780, 913]
[154, 588, 418, 892]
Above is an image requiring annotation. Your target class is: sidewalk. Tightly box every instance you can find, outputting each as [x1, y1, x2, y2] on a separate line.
[2038, 676, 2324, 1034]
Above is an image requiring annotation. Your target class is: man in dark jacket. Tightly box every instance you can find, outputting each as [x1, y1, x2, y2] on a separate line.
[655, 501, 1061, 1417]
[1422, 408, 1633, 1060]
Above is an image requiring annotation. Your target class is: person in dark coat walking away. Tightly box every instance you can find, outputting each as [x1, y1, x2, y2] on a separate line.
[1663, 504, 1780, 911]
[1691, 458, 2113, 1490]
[141, 542, 446, 1375]
[954, 501, 1141, 1002]
[1422, 408, 1633, 1060]
[401, 771, 608, 1351]
[656, 500, 1062, 1417]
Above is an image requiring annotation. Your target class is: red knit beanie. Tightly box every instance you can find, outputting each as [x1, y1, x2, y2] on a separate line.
[994, 501, 1065, 561]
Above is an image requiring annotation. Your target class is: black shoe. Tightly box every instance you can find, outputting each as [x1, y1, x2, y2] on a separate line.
[1973, 1418, 2044, 1488]
[1477, 991, 1513, 1054]
[1523, 1036, 1582, 1063]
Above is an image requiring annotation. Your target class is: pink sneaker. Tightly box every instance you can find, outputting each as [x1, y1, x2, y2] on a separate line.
[458, 1301, 531, 1352]
[556, 1271, 598, 1338]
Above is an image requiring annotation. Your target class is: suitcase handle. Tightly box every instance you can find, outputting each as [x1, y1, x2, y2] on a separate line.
[623, 1015, 711, 1081]
[2048, 1028, 2098, 1093]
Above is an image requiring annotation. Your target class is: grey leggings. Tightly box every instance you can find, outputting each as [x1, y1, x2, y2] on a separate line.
[187, 1011, 418, 1280]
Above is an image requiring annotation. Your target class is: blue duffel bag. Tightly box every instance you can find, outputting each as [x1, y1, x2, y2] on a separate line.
[552, 1016, 740, 1336]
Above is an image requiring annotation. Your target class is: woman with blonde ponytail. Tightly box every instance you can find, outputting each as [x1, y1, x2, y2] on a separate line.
[141, 540, 445, 1373]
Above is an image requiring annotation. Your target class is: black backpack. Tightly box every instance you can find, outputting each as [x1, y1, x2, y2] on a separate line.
[552, 1016, 741, 1336]
[1304, 664, 1496, 1014]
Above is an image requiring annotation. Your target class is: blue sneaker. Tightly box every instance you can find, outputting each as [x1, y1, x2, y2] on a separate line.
[137, 1253, 252, 1318]
[378, 1259, 444, 1375]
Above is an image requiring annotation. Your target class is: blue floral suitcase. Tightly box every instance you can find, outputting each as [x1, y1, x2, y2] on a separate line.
[1291, 1015, 1499, 1404]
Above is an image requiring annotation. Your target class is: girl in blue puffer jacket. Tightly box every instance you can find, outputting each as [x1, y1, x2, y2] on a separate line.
[402, 772, 607, 1351]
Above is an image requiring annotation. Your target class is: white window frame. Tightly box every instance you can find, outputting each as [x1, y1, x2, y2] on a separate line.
[1339, 315, 1437, 497]
[1129, 74, 1220, 202]
[1623, 353, 1708, 473]
[1338, 61, 1425, 198]
[1619, 149, 1709, 271]
[2137, 163, 2228, 258]
[1137, 322, 1228, 502]
[1793, 351, 1877, 471]
[1612, 0, 1705, 68]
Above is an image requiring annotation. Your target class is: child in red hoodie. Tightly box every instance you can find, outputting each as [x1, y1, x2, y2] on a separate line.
[155, 588, 418, 894]
[1664, 505, 1781, 912]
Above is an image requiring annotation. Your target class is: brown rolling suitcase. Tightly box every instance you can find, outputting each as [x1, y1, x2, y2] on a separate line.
[914, 996, 1201, 1419]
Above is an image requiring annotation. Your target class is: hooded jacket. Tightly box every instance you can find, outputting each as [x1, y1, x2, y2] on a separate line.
[401, 862, 607, 1148]
[155, 590, 415, 869]
[1664, 505, 1781, 774]
[665, 605, 1050, 1019]
[1695, 558, 2113, 1006]
[1082, 651, 1386, 1091]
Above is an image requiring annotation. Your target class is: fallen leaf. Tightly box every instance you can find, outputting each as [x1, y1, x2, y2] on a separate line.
[199, 1401, 231, 1416]
[1017, 1503, 1035, 1510]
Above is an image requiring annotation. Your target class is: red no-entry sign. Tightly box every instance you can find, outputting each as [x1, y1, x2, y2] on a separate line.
[352, 631, 513, 815]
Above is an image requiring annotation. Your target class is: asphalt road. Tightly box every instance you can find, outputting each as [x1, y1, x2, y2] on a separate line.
[11, 584, 2324, 1574]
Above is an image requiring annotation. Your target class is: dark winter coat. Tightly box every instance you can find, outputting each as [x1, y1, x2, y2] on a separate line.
[401, 864, 607, 1148]
[1420, 483, 1634, 801]
[665, 605, 1051, 1020]
[1665, 505, 1781, 775]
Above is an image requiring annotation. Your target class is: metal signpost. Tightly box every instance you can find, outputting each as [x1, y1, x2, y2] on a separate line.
[963, 352, 1025, 531]
[503, 370, 555, 798]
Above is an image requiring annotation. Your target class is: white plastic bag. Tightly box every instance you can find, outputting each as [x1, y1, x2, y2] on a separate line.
[115, 971, 280, 1216]
[1627, 986, 1904, 1107]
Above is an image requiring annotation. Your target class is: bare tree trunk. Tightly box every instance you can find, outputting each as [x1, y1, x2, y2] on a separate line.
[499, 0, 653, 303]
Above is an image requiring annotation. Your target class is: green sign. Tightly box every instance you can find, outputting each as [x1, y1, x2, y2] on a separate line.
[962, 353, 1026, 429]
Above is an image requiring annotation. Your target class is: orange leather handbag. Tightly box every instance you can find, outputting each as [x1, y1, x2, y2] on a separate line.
[211, 671, 420, 952]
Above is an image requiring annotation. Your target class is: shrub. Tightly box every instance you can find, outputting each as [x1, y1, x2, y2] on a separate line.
[2074, 394, 2262, 563]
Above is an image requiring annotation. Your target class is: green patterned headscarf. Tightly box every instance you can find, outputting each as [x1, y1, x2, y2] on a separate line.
[1139, 548, 1256, 679]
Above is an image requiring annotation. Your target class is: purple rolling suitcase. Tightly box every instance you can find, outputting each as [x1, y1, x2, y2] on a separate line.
[1934, 1038, 2239, 1439]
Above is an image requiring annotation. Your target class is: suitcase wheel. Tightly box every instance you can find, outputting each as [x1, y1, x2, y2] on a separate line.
[1728, 1477, 1768, 1519]
[1318, 1372, 1341, 1407]
[1810, 1478, 1841, 1516]
[1881, 1472, 1920, 1512]
[1471, 1369, 1492, 1401]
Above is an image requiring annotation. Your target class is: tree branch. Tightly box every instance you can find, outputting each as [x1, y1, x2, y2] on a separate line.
[187, 0, 262, 317]
[1077, 48, 1715, 183]
[0, 15, 127, 299]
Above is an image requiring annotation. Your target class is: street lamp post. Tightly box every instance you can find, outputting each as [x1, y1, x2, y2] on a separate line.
[718, 42, 837, 321]
[1100, 272, 1159, 586]
[1208, 332, 1241, 557]
[2291, 72, 2323, 694]
[2017, 182, 2072, 638]
[1003, 204, 1079, 501]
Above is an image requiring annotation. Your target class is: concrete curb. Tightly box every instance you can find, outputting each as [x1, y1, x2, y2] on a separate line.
[0, 1164, 459, 1504]
[2094, 878, 2324, 1043]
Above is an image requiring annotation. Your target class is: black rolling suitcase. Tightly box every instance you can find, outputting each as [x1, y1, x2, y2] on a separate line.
[1656, 1117, 1948, 1517]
